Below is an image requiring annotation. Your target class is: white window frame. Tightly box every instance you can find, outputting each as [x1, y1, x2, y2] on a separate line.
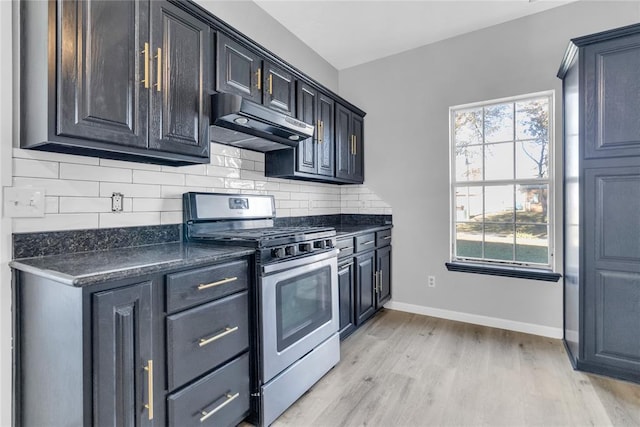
[449, 91, 555, 270]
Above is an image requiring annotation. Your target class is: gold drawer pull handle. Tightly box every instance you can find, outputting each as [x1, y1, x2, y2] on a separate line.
[198, 326, 239, 347]
[361, 240, 375, 246]
[200, 392, 240, 422]
[197, 276, 237, 291]
[383, 236, 392, 240]
[143, 360, 154, 420]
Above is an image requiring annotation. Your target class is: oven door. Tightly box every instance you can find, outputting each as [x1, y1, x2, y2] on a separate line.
[260, 249, 339, 383]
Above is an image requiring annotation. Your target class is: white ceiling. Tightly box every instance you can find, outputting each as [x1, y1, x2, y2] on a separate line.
[254, 0, 574, 70]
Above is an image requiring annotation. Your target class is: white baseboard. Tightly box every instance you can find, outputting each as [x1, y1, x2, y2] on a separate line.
[384, 301, 563, 339]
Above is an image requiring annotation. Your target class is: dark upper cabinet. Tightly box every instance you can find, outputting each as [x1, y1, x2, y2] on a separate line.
[93, 281, 161, 426]
[21, 0, 211, 165]
[318, 93, 335, 177]
[264, 82, 335, 180]
[148, 1, 211, 158]
[559, 24, 640, 384]
[262, 61, 296, 116]
[56, 0, 148, 149]
[217, 36, 296, 116]
[216, 33, 262, 104]
[335, 103, 364, 184]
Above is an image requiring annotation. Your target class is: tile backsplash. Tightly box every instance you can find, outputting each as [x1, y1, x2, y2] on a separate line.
[11, 143, 391, 233]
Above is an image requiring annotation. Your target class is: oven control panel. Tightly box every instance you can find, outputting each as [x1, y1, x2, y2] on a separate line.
[270, 238, 335, 260]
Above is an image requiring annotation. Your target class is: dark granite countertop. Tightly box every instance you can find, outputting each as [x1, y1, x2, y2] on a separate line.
[334, 224, 392, 238]
[10, 242, 254, 287]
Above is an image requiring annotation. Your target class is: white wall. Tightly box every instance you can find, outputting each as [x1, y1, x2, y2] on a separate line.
[339, 1, 640, 336]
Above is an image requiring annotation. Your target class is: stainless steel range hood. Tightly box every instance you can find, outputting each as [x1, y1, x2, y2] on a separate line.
[210, 92, 314, 152]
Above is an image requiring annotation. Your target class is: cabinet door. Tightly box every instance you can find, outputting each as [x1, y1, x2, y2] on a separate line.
[148, 2, 211, 158]
[351, 113, 364, 183]
[296, 83, 318, 174]
[335, 103, 352, 181]
[583, 167, 640, 375]
[338, 260, 356, 339]
[355, 251, 376, 325]
[57, 0, 148, 148]
[93, 281, 158, 426]
[216, 34, 262, 104]
[263, 61, 296, 116]
[317, 93, 335, 177]
[376, 245, 392, 307]
[584, 34, 640, 159]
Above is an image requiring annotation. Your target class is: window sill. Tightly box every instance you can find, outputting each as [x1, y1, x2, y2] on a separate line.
[445, 262, 561, 282]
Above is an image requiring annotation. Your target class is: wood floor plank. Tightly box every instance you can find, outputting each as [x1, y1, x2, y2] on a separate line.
[266, 309, 640, 427]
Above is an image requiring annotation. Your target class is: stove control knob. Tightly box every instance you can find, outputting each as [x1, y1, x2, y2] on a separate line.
[272, 247, 286, 258]
[285, 245, 297, 256]
[325, 239, 334, 248]
[299, 243, 313, 253]
[313, 240, 326, 249]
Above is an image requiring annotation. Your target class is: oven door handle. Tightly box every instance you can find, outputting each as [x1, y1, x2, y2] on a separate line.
[262, 249, 339, 275]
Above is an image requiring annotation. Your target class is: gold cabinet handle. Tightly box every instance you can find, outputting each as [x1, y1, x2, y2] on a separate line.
[320, 121, 324, 143]
[268, 74, 273, 95]
[143, 360, 154, 420]
[197, 277, 237, 291]
[353, 135, 357, 155]
[379, 269, 383, 293]
[317, 120, 322, 143]
[383, 236, 392, 240]
[374, 271, 379, 293]
[256, 68, 262, 90]
[198, 326, 239, 347]
[200, 392, 240, 423]
[141, 42, 150, 88]
[361, 240, 375, 246]
[154, 47, 161, 92]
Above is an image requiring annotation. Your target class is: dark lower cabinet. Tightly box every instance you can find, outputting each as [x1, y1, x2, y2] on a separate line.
[21, 0, 211, 165]
[14, 257, 251, 426]
[376, 245, 392, 307]
[559, 23, 640, 383]
[338, 259, 356, 339]
[93, 281, 159, 426]
[338, 228, 392, 339]
[355, 251, 376, 325]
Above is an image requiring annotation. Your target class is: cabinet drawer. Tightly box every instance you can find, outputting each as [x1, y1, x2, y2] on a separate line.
[355, 233, 376, 252]
[167, 291, 249, 390]
[166, 259, 249, 313]
[376, 229, 392, 247]
[167, 353, 250, 427]
[337, 237, 354, 259]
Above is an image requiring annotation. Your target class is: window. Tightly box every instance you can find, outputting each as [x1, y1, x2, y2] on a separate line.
[449, 92, 554, 270]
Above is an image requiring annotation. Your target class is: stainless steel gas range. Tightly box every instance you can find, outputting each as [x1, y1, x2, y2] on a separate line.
[183, 192, 340, 426]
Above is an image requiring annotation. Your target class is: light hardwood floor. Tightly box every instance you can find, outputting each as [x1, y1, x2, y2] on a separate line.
[271, 309, 640, 427]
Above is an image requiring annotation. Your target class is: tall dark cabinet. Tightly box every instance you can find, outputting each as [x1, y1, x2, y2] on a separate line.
[558, 23, 640, 383]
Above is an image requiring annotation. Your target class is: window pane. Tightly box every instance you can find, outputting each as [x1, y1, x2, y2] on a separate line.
[484, 224, 514, 261]
[516, 224, 548, 264]
[485, 185, 514, 222]
[456, 222, 483, 258]
[516, 184, 548, 224]
[516, 98, 549, 141]
[485, 103, 514, 143]
[455, 186, 483, 221]
[516, 139, 549, 179]
[454, 109, 483, 147]
[455, 145, 483, 182]
[484, 143, 513, 180]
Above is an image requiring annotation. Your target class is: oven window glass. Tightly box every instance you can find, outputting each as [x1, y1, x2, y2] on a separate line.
[276, 265, 332, 352]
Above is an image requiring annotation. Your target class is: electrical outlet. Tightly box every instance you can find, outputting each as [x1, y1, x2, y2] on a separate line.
[428, 276, 436, 288]
[111, 192, 124, 212]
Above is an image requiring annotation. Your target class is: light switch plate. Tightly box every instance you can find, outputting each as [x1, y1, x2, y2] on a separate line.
[4, 187, 46, 218]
